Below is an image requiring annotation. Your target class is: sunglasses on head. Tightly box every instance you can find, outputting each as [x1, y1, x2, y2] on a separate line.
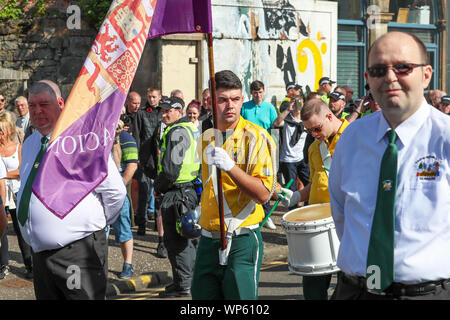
[367, 63, 426, 78]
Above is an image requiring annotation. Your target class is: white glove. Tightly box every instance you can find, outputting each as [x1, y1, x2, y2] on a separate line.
[278, 188, 301, 207]
[206, 144, 235, 172]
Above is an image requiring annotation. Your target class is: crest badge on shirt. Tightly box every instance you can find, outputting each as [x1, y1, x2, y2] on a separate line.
[382, 180, 393, 191]
[415, 155, 441, 181]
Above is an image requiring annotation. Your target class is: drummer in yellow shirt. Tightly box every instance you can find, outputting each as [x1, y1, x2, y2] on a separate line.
[191, 70, 277, 300]
[280, 98, 350, 300]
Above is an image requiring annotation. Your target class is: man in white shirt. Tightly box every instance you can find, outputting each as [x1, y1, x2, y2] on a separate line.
[17, 80, 126, 299]
[329, 31, 450, 299]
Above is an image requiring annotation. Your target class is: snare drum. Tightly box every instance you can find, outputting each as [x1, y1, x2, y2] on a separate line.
[281, 203, 340, 276]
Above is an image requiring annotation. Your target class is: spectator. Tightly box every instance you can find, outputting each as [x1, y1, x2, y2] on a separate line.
[0, 112, 33, 279]
[328, 91, 349, 119]
[120, 91, 141, 134]
[317, 77, 336, 104]
[273, 94, 309, 209]
[17, 80, 126, 299]
[186, 99, 202, 128]
[0, 162, 7, 251]
[110, 120, 138, 279]
[427, 89, 445, 108]
[0, 93, 5, 113]
[0, 94, 20, 143]
[241, 80, 278, 230]
[199, 88, 211, 120]
[15, 96, 34, 139]
[346, 86, 382, 123]
[438, 95, 450, 115]
[280, 82, 303, 113]
[241, 80, 278, 132]
[133, 88, 162, 236]
[343, 85, 354, 103]
[154, 97, 200, 298]
[170, 89, 185, 105]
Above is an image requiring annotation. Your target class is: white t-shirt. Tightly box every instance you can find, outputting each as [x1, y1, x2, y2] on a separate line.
[280, 113, 306, 163]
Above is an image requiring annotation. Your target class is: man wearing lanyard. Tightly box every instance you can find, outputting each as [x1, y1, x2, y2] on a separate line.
[17, 80, 126, 299]
[329, 31, 450, 299]
[191, 70, 277, 300]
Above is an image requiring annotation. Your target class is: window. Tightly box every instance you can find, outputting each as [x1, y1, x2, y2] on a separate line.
[390, 0, 435, 25]
[388, 0, 439, 89]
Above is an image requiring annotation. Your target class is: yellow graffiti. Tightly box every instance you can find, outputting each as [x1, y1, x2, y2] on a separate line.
[297, 36, 326, 91]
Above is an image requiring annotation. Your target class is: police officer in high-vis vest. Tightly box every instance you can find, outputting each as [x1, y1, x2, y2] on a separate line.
[154, 97, 200, 298]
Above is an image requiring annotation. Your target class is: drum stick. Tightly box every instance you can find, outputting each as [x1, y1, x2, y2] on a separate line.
[259, 179, 294, 230]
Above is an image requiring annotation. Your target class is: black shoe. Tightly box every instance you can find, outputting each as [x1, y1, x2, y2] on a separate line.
[159, 285, 190, 298]
[25, 268, 33, 280]
[156, 242, 168, 258]
[137, 225, 146, 236]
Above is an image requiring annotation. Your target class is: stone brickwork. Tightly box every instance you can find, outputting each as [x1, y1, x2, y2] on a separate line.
[0, 16, 97, 111]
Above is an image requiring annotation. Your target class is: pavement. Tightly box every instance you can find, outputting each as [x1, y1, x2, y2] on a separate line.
[0, 200, 290, 300]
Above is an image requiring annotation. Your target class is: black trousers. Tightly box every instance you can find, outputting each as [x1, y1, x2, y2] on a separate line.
[332, 272, 450, 300]
[32, 229, 108, 300]
[9, 209, 33, 270]
[135, 168, 152, 226]
[161, 188, 197, 290]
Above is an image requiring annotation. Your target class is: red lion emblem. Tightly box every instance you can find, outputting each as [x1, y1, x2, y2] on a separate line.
[93, 23, 119, 63]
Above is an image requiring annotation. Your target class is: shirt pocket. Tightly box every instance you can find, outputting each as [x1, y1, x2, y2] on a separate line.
[399, 175, 448, 232]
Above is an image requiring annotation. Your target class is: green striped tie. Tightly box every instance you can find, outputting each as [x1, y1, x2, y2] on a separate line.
[366, 129, 398, 292]
[18, 136, 49, 226]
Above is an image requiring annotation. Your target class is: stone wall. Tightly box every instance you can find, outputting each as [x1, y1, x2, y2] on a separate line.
[0, 16, 97, 111]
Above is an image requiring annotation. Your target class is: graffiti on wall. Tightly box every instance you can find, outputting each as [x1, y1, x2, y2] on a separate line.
[210, 0, 334, 103]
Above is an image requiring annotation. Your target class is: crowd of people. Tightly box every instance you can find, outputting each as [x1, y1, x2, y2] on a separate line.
[0, 31, 448, 300]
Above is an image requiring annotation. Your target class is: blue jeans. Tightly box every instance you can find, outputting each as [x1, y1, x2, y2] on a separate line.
[280, 160, 310, 191]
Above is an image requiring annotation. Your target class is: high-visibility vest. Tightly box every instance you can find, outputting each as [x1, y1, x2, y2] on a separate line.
[158, 121, 200, 184]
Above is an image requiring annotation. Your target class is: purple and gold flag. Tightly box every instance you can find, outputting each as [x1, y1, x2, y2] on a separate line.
[33, 0, 212, 218]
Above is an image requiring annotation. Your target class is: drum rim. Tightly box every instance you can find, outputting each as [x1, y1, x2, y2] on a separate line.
[281, 203, 332, 228]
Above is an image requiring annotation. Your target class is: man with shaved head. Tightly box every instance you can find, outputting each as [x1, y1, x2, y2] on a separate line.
[121, 91, 141, 133]
[279, 98, 350, 300]
[329, 32, 450, 300]
[17, 80, 126, 299]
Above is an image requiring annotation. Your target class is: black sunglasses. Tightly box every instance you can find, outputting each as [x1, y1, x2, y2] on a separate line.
[0, 98, 4, 102]
[367, 63, 426, 78]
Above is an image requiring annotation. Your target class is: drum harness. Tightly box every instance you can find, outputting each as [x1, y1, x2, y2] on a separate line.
[204, 160, 258, 266]
[319, 140, 332, 177]
[202, 129, 276, 266]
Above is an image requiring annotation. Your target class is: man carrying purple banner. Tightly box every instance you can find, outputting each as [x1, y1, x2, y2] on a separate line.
[16, 80, 126, 300]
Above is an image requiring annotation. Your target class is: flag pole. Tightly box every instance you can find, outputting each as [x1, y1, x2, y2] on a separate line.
[207, 33, 227, 251]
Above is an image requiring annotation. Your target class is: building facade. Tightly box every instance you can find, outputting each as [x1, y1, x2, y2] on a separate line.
[0, 0, 448, 108]
[325, 0, 448, 97]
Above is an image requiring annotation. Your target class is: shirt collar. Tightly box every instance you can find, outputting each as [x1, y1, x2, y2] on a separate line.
[376, 99, 430, 148]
